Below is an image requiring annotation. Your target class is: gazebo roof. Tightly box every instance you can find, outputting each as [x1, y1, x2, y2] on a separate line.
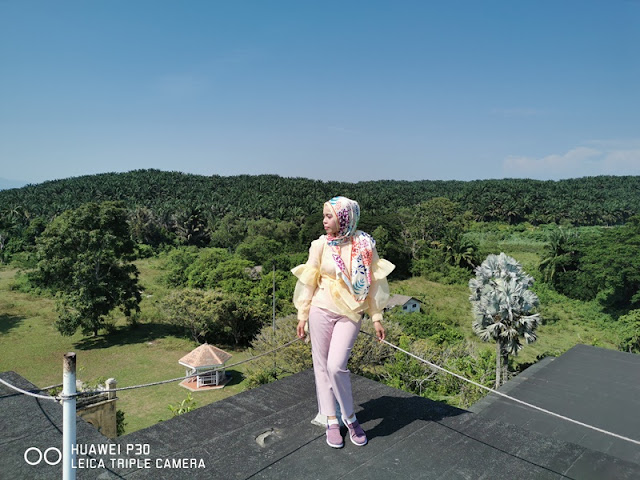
[179, 343, 232, 368]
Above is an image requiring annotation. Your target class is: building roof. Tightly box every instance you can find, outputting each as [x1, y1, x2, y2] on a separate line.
[385, 294, 420, 309]
[178, 343, 232, 368]
[469, 343, 640, 466]
[3, 344, 640, 479]
[0, 371, 112, 479]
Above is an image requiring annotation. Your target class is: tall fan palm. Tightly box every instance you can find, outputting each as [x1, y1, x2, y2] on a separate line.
[469, 253, 541, 388]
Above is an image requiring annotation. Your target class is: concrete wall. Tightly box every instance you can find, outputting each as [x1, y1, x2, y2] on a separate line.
[78, 397, 118, 438]
[77, 378, 118, 439]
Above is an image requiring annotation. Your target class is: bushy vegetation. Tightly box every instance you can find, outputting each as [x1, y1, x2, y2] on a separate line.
[243, 315, 314, 389]
[545, 217, 640, 311]
[618, 309, 640, 353]
[1, 170, 639, 421]
[168, 393, 197, 417]
[381, 337, 494, 407]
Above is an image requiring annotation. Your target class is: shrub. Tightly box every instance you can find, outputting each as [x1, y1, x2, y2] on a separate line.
[244, 315, 313, 388]
[380, 336, 494, 407]
[168, 393, 197, 416]
[618, 309, 640, 353]
[116, 410, 127, 436]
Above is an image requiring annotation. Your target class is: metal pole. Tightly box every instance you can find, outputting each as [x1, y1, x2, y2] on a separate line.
[63, 352, 77, 480]
[272, 263, 276, 377]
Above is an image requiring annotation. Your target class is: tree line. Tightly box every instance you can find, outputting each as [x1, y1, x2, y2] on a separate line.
[1, 171, 639, 237]
[2, 170, 639, 265]
[3, 171, 639, 407]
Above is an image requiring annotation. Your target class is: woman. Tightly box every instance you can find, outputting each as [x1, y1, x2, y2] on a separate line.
[291, 196, 394, 448]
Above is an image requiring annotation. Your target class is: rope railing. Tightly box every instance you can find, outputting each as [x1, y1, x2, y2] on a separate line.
[0, 377, 60, 401]
[2, 330, 639, 448]
[359, 330, 640, 447]
[0, 337, 301, 401]
[58, 337, 302, 400]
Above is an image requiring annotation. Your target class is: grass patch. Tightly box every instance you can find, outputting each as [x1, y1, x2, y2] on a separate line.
[389, 258, 620, 371]
[0, 229, 629, 434]
[391, 277, 474, 336]
[0, 259, 257, 435]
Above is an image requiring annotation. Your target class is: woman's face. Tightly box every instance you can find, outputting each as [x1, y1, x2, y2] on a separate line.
[323, 204, 339, 236]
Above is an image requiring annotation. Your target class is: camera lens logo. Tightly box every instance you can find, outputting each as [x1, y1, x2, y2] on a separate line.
[24, 447, 62, 466]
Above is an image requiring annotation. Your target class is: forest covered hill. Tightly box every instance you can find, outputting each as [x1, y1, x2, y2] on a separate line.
[1, 169, 639, 423]
[1, 170, 639, 226]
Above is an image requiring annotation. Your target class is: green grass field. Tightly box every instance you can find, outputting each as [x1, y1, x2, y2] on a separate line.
[392, 225, 619, 368]
[480, 228, 620, 365]
[0, 229, 623, 433]
[389, 275, 618, 368]
[0, 260, 256, 434]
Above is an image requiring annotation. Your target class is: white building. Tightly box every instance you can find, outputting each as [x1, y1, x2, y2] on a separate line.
[385, 294, 421, 313]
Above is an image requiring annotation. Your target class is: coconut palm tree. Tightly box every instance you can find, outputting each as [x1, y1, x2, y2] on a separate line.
[440, 233, 478, 270]
[539, 228, 578, 284]
[469, 253, 541, 388]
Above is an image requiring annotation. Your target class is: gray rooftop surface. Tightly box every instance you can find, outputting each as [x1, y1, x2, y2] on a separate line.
[2, 344, 640, 479]
[470, 344, 640, 466]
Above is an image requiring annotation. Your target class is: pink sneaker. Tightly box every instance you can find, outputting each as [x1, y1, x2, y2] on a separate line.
[326, 423, 344, 448]
[345, 420, 368, 446]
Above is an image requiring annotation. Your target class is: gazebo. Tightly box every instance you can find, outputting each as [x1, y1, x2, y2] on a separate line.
[178, 343, 233, 391]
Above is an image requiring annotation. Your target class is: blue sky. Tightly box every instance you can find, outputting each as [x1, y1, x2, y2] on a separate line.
[1, 0, 639, 185]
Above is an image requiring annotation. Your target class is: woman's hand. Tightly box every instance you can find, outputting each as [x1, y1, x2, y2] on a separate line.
[297, 320, 307, 339]
[374, 321, 385, 342]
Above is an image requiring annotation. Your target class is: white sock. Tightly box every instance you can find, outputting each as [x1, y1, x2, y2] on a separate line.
[327, 418, 339, 426]
[345, 414, 357, 424]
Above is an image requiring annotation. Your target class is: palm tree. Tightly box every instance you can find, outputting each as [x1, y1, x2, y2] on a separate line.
[171, 207, 210, 247]
[469, 253, 541, 388]
[539, 228, 578, 284]
[441, 233, 478, 270]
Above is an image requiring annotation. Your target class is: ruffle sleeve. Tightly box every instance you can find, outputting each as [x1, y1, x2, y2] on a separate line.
[373, 258, 395, 280]
[366, 255, 396, 323]
[290, 239, 323, 322]
[291, 263, 320, 286]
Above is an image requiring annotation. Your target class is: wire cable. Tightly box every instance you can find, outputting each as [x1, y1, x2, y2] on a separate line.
[360, 330, 640, 447]
[56, 337, 302, 399]
[3, 329, 639, 448]
[0, 378, 59, 401]
[0, 337, 301, 401]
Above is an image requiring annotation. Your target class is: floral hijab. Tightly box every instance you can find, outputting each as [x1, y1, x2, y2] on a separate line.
[325, 196, 375, 302]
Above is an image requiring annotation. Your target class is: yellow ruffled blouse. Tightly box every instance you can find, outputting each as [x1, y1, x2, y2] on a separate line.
[291, 234, 395, 323]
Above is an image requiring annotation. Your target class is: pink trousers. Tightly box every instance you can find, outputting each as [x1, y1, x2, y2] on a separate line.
[309, 306, 361, 419]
